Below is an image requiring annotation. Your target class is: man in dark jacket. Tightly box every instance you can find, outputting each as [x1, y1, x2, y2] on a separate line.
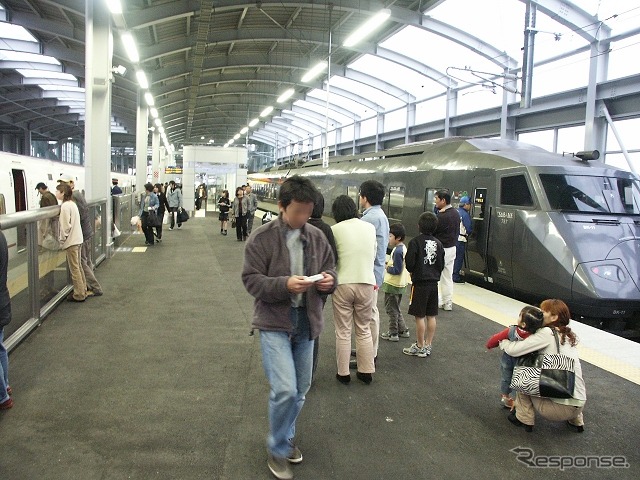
[433, 189, 459, 311]
[0, 230, 13, 409]
[242, 175, 336, 480]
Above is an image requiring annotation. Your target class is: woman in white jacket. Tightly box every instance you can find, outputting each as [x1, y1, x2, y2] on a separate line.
[55, 183, 86, 302]
[500, 298, 586, 433]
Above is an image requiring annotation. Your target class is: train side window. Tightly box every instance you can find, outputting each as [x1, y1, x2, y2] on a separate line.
[387, 186, 405, 221]
[348, 186, 359, 207]
[424, 188, 446, 213]
[500, 175, 534, 207]
[0, 194, 5, 215]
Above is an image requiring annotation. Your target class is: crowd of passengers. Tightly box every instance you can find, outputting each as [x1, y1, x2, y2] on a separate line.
[239, 175, 587, 480]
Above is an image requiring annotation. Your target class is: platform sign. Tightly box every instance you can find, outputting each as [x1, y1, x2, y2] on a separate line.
[165, 166, 183, 174]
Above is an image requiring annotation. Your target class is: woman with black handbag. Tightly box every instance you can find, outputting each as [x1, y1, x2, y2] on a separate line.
[499, 299, 586, 433]
[139, 183, 159, 246]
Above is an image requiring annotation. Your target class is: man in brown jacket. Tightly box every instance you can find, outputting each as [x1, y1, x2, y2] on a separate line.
[242, 175, 336, 480]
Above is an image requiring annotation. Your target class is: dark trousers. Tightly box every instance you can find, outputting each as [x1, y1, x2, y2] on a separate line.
[235, 215, 248, 240]
[169, 207, 181, 228]
[141, 212, 155, 244]
[453, 241, 466, 281]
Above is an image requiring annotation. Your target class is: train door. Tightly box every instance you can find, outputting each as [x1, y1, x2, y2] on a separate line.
[387, 186, 405, 224]
[489, 173, 536, 288]
[466, 176, 491, 279]
[12, 169, 28, 251]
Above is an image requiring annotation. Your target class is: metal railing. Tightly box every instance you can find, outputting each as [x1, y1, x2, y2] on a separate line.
[0, 193, 136, 352]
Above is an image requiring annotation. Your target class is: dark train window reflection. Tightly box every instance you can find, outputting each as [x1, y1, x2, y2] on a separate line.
[387, 186, 405, 221]
[540, 174, 640, 214]
[500, 175, 534, 206]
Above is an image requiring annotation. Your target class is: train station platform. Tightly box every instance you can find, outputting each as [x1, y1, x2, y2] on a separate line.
[1, 214, 639, 479]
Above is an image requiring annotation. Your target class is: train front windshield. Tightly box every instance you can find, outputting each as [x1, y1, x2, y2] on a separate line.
[540, 174, 640, 214]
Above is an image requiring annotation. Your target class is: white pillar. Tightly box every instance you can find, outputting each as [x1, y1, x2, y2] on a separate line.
[135, 94, 148, 193]
[84, 0, 112, 203]
[151, 130, 160, 185]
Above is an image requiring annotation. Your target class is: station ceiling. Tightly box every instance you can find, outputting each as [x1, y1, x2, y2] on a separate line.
[0, 0, 627, 152]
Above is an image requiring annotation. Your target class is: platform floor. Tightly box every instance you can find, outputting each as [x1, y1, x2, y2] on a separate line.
[1, 215, 639, 479]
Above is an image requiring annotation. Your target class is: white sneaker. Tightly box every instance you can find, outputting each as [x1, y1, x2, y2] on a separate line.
[443, 302, 452, 311]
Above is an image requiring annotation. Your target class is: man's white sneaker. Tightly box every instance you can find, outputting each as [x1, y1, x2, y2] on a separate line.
[443, 302, 453, 311]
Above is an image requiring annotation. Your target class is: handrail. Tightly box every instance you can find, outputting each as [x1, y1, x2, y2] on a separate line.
[0, 195, 135, 352]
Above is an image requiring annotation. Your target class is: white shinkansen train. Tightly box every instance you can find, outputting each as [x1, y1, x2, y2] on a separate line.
[0, 150, 135, 255]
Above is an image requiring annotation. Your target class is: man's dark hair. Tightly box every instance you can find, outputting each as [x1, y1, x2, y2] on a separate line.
[435, 189, 451, 205]
[169, 180, 176, 186]
[311, 191, 325, 219]
[359, 180, 385, 206]
[144, 182, 154, 192]
[418, 211, 438, 235]
[332, 195, 359, 223]
[389, 223, 406, 241]
[278, 175, 318, 209]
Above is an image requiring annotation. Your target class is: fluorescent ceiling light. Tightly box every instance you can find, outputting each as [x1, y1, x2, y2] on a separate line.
[260, 106, 274, 117]
[150, 108, 158, 118]
[277, 88, 295, 103]
[249, 118, 259, 127]
[201, 136, 205, 139]
[154, 118, 162, 127]
[343, 9, 391, 47]
[144, 92, 154, 106]
[301, 62, 327, 83]
[233, 134, 240, 140]
[136, 71, 149, 90]
[121, 33, 139, 63]
[106, 0, 122, 14]
[240, 127, 248, 134]
[158, 126, 165, 134]
[229, 138, 235, 144]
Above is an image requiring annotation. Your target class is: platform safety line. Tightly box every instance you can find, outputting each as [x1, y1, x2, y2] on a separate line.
[453, 295, 640, 386]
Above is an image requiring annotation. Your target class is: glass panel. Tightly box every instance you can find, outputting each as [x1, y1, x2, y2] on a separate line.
[341, 123, 354, 144]
[360, 117, 377, 138]
[518, 130, 554, 151]
[424, 188, 444, 213]
[384, 108, 407, 133]
[387, 186, 405, 222]
[347, 186, 359, 208]
[93, 204, 104, 259]
[38, 246, 68, 308]
[557, 125, 585, 156]
[539, 174, 640, 214]
[606, 118, 640, 151]
[500, 175, 534, 206]
[4, 227, 32, 339]
[415, 96, 446, 124]
[604, 152, 640, 173]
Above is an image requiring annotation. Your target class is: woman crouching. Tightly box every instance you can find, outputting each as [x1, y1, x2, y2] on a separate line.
[499, 298, 586, 433]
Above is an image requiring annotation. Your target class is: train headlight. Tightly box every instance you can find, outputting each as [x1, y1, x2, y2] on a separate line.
[590, 264, 626, 282]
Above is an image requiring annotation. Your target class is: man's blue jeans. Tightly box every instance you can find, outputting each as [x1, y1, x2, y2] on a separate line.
[259, 308, 314, 458]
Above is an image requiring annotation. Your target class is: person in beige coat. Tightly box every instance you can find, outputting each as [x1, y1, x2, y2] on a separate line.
[55, 183, 86, 302]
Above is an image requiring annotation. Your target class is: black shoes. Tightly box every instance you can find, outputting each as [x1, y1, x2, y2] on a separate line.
[508, 411, 533, 432]
[566, 421, 585, 433]
[356, 372, 372, 385]
[336, 374, 351, 385]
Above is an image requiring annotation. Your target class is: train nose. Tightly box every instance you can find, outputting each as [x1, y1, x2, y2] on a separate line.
[572, 239, 640, 301]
